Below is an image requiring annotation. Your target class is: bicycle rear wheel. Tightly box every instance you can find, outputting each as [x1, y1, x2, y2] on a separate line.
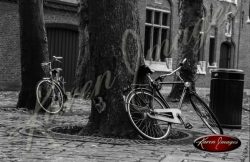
[36, 80, 64, 114]
[190, 93, 223, 134]
[126, 88, 171, 140]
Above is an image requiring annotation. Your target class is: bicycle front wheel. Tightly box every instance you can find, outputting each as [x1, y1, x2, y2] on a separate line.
[36, 80, 64, 114]
[126, 88, 171, 140]
[190, 93, 223, 134]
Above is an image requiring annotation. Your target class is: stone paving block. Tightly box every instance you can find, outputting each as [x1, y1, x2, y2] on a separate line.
[59, 141, 81, 148]
[117, 158, 140, 162]
[162, 155, 235, 162]
[95, 143, 115, 149]
[0, 91, 249, 162]
[243, 156, 249, 162]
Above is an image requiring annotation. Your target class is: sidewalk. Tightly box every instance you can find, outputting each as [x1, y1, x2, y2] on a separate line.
[0, 91, 249, 162]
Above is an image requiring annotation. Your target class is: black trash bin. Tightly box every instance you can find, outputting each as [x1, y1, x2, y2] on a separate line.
[210, 69, 244, 129]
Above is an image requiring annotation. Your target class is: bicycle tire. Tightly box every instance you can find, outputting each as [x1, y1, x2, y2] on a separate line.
[126, 88, 171, 140]
[36, 80, 64, 114]
[190, 93, 223, 134]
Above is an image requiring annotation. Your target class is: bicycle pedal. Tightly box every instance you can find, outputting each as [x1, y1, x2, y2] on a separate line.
[184, 123, 193, 129]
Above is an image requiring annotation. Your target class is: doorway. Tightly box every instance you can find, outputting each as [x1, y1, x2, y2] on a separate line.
[46, 26, 79, 91]
[219, 42, 235, 68]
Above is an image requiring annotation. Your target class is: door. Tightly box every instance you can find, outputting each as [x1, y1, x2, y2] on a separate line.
[219, 42, 234, 68]
[47, 27, 79, 91]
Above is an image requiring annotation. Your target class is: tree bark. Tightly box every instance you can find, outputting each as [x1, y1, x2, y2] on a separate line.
[17, 0, 49, 109]
[168, 0, 203, 100]
[74, 0, 90, 92]
[76, 0, 145, 138]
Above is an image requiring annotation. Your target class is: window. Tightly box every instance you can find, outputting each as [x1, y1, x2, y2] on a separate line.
[196, 7, 207, 74]
[209, 36, 216, 66]
[241, 11, 244, 28]
[197, 61, 207, 74]
[144, 7, 171, 63]
[197, 32, 205, 61]
[154, 0, 163, 4]
[219, 42, 235, 68]
[247, 0, 250, 23]
[196, 14, 207, 74]
[208, 27, 217, 67]
[210, 4, 213, 22]
[197, 32, 207, 74]
[219, 0, 237, 5]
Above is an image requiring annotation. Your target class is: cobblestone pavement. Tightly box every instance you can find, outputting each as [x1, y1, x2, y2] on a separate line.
[0, 91, 249, 162]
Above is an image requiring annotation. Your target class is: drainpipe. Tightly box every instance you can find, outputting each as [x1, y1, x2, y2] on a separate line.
[236, 0, 243, 69]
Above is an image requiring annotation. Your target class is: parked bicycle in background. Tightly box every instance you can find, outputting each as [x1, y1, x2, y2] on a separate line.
[36, 56, 67, 114]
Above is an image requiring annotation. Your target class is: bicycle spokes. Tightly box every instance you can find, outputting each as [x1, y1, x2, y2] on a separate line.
[126, 89, 171, 140]
[36, 80, 64, 114]
[190, 94, 223, 134]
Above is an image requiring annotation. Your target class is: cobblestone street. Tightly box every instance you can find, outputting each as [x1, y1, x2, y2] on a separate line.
[0, 91, 249, 162]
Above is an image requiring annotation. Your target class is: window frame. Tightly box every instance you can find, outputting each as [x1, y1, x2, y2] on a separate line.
[144, 7, 172, 72]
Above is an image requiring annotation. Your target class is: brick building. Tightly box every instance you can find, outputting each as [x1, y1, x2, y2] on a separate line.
[142, 0, 250, 90]
[0, 0, 249, 91]
[0, 0, 78, 90]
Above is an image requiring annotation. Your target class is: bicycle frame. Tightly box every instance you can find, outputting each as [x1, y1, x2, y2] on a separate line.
[125, 59, 223, 138]
[143, 68, 195, 125]
[126, 58, 197, 125]
[146, 73, 187, 108]
[41, 56, 66, 95]
[41, 56, 65, 86]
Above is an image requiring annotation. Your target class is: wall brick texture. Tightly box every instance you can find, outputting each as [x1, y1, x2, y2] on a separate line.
[0, 0, 78, 90]
[0, 1, 21, 90]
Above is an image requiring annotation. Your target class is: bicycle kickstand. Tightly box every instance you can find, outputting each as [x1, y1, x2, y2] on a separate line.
[177, 115, 193, 129]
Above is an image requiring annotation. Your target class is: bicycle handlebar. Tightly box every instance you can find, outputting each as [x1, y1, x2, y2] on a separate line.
[41, 56, 63, 67]
[53, 56, 63, 63]
[155, 58, 187, 81]
[53, 56, 63, 60]
[180, 58, 187, 65]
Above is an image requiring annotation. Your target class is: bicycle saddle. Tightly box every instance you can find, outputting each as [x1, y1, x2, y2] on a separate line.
[53, 56, 63, 60]
[138, 65, 155, 75]
[52, 68, 62, 73]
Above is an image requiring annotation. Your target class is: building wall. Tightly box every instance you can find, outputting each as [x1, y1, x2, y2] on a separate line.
[198, 0, 249, 89]
[238, 0, 250, 89]
[143, 0, 250, 89]
[0, 0, 78, 90]
[0, 1, 20, 90]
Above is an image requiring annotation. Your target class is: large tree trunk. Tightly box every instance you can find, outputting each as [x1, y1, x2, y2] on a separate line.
[17, 0, 49, 109]
[76, 0, 145, 138]
[168, 0, 203, 100]
[74, 0, 89, 91]
[73, 0, 96, 96]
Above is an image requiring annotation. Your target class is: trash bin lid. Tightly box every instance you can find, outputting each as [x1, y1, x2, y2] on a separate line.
[211, 69, 244, 80]
[211, 68, 244, 73]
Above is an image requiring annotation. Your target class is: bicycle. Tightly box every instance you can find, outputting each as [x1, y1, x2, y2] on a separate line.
[124, 58, 223, 140]
[36, 56, 67, 114]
